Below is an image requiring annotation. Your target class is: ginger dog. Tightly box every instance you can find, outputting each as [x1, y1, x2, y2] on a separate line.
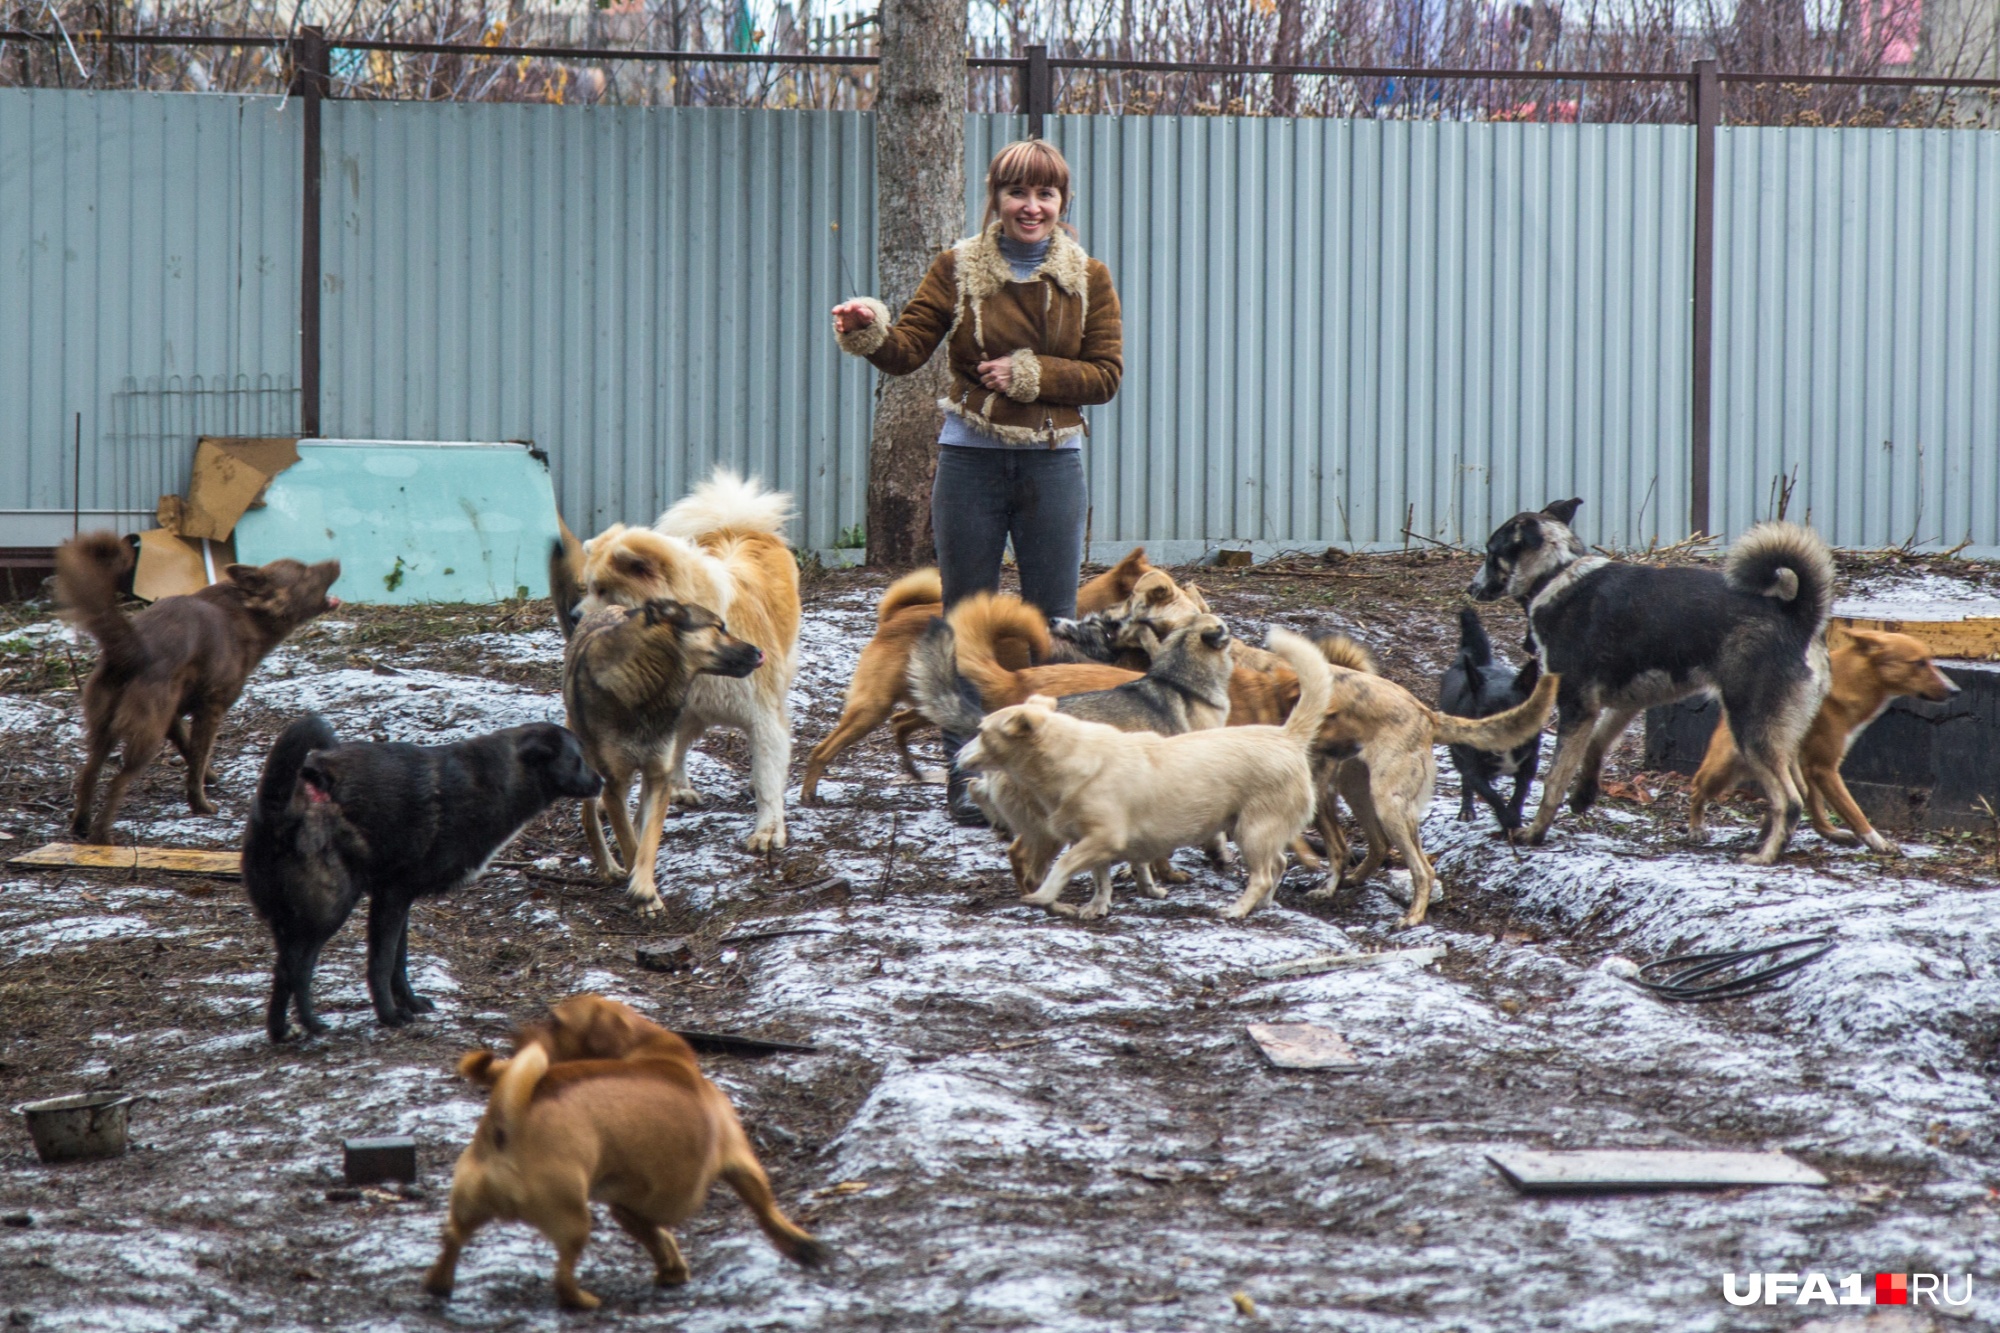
[1687, 628, 1958, 854]
[1307, 637, 1558, 928]
[799, 549, 1154, 804]
[556, 470, 800, 854]
[956, 629, 1334, 921]
[427, 995, 826, 1311]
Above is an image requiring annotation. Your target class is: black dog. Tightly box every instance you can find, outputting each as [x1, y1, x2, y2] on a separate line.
[1438, 607, 1542, 833]
[245, 714, 603, 1041]
[1469, 498, 1832, 863]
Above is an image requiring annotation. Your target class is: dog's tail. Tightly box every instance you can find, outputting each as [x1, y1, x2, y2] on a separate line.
[878, 567, 943, 626]
[1435, 672, 1559, 751]
[1456, 606, 1495, 669]
[655, 467, 794, 541]
[548, 516, 586, 641]
[55, 532, 146, 678]
[946, 593, 1051, 710]
[1270, 628, 1334, 746]
[906, 619, 988, 736]
[488, 1041, 550, 1147]
[1726, 521, 1835, 632]
[1315, 633, 1380, 676]
[253, 715, 337, 830]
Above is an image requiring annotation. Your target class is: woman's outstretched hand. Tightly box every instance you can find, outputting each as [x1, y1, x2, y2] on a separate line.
[831, 301, 877, 335]
[978, 358, 1014, 393]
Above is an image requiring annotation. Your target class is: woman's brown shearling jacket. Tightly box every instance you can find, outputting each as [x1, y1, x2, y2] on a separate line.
[834, 224, 1123, 447]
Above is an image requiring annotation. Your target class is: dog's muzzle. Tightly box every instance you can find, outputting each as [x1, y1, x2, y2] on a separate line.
[1467, 566, 1505, 602]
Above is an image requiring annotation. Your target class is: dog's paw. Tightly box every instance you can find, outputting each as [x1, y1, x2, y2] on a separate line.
[666, 783, 706, 807]
[404, 994, 437, 1015]
[420, 1268, 456, 1299]
[1303, 883, 1341, 901]
[629, 892, 666, 917]
[1863, 832, 1897, 855]
[745, 825, 788, 855]
[1394, 910, 1429, 929]
[557, 1284, 602, 1312]
[188, 794, 217, 816]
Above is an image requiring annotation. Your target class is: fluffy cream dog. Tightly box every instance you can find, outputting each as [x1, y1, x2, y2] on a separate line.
[957, 628, 1332, 921]
[560, 470, 801, 855]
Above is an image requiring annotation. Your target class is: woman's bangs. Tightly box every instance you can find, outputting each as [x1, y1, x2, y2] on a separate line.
[990, 142, 1070, 195]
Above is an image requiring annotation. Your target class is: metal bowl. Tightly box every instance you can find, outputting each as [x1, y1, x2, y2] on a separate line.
[16, 1091, 135, 1163]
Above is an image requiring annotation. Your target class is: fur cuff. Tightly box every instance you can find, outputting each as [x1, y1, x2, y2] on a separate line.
[1004, 348, 1043, 403]
[834, 297, 892, 357]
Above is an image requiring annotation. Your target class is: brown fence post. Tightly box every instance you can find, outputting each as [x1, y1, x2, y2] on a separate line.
[1021, 43, 1050, 137]
[1689, 57, 1718, 538]
[293, 26, 328, 439]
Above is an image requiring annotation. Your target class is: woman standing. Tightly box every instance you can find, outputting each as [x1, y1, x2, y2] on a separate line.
[831, 138, 1124, 625]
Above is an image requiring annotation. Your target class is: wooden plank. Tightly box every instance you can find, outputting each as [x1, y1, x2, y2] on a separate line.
[9, 843, 241, 876]
[1250, 945, 1445, 980]
[1834, 615, 2000, 662]
[1246, 1023, 1362, 1071]
[1488, 1150, 1828, 1193]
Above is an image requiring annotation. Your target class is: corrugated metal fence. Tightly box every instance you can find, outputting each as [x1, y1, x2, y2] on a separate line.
[3, 89, 1997, 555]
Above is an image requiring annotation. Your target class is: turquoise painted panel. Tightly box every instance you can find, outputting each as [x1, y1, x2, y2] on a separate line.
[233, 441, 560, 605]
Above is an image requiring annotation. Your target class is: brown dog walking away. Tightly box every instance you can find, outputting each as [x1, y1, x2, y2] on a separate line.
[1687, 628, 1959, 854]
[57, 532, 340, 844]
[427, 995, 826, 1311]
[799, 549, 1156, 804]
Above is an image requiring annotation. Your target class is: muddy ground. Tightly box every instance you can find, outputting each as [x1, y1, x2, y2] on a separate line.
[0, 547, 1996, 1332]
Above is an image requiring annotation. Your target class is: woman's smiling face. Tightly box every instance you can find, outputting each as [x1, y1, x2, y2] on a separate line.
[998, 183, 1064, 244]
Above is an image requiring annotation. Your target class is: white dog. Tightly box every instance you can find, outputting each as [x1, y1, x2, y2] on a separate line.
[957, 628, 1332, 921]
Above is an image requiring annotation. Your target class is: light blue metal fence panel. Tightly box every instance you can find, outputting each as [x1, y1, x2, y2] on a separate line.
[319, 102, 878, 549]
[1714, 126, 2000, 551]
[0, 90, 299, 538]
[967, 116, 1694, 553]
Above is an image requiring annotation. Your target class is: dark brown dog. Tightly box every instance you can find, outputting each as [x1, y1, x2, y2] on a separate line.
[57, 532, 340, 844]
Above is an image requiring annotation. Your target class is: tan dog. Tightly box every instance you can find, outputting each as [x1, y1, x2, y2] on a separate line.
[799, 550, 1155, 804]
[427, 996, 826, 1311]
[942, 592, 1295, 726]
[1122, 568, 1295, 682]
[56, 532, 340, 843]
[558, 470, 800, 853]
[957, 629, 1333, 921]
[1307, 637, 1558, 928]
[1687, 628, 1958, 854]
[562, 599, 765, 913]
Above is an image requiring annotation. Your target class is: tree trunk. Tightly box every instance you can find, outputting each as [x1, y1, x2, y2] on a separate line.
[1270, 0, 1308, 117]
[865, 0, 967, 568]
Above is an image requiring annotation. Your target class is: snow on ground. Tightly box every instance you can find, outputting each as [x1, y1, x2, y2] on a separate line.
[1, 562, 1996, 1331]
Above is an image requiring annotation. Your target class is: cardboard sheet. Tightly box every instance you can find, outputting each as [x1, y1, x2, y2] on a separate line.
[131, 530, 236, 603]
[1245, 1023, 1363, 1071]
[1488, 1149, 1829, 1193]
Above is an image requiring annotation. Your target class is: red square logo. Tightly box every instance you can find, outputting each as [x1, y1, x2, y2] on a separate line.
[1877, 1273, 1908, 1305]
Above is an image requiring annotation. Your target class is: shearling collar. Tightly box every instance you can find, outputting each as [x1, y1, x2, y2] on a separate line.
[955, 223, 1089, 304]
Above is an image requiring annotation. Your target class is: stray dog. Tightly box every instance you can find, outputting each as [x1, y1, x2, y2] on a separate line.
[554, 469, 799, 853]
[930, 592, 1295, 726]
[425, 995, 826, 1311]
[563, 598, 764, 913]
[1688, 628, 1958, 854]
[244, 715, 602, 1039]
[956, 629, 1331, 921]
[915, 615, 1238, 900]
[800, 550, 1156, 802]
[1438, 607, 1544, 833]
[56, 531, 340, 843]
[1470, 499, 1834, 863]
[1308, 637, 1558, 928]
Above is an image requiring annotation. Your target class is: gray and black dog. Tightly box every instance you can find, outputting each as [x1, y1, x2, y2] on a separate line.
[1439, 606, 1542, 834]
[1469, 498, 1833, 863]
[245, 714, 603, 1041]
[909, 613, 1235, 740]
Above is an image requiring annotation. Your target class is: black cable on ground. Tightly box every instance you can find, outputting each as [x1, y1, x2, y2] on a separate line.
[1628, 935, 1837, 1002]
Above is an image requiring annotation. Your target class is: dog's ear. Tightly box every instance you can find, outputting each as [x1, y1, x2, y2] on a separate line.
[1541, 498, 1584, 526]
[612, 548, 656, 580]
[516, 725, 573, 767]
[641, 598, 689, 627]
[224, 564, 274, 596]
[1184, 582, 1212, 612]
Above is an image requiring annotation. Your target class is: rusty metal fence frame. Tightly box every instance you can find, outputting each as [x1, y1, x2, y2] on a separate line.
[5, 27, 1999, 543]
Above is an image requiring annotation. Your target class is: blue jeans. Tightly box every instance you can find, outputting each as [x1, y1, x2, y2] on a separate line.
[932, 445, 1087, 621]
